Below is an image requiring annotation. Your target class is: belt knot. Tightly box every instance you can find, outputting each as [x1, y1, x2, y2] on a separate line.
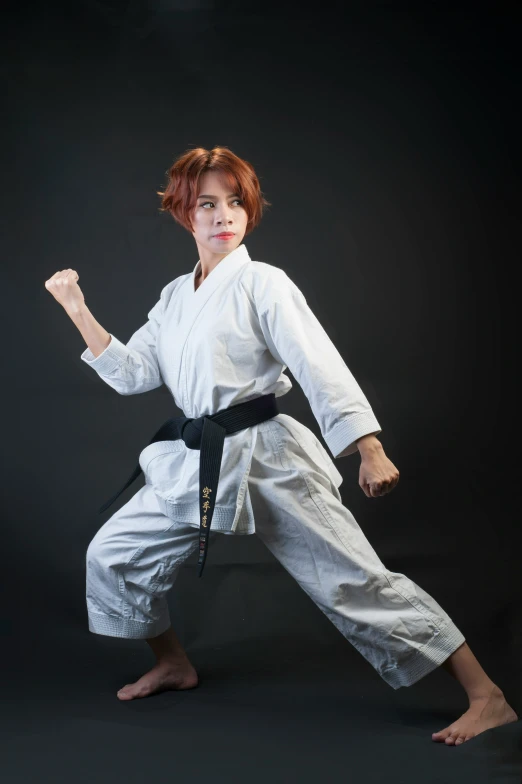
[180, 416, 207, 449]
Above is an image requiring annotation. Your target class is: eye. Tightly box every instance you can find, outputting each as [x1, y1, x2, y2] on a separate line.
[200, 199, 243, 209]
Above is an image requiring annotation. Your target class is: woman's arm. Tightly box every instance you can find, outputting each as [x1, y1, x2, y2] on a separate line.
[252, 265, 382, 459]
[335, 433, 383, 459]
[68, 302, 112, 358]
[77, 279, 179, 396]
[45, 267, 174, 396]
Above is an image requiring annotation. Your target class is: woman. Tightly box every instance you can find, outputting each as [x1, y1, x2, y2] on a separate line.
[45, 146, 517, 744]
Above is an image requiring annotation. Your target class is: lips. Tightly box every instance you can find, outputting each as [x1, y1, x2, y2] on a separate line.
[214, 232, 234, 238]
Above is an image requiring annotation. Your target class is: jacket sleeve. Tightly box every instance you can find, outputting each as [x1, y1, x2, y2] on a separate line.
[80, 279, 177, 395]
[253, 266, 382, 458]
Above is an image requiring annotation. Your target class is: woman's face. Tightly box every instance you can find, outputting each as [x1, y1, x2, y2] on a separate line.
[191, 171, 248, 260]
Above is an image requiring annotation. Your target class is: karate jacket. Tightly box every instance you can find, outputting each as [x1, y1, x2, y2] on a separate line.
[80, 243, 382, 534]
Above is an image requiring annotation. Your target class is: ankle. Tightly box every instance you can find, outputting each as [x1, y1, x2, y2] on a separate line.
[156, 651, 190, 666]
[468, 683, 503, 702]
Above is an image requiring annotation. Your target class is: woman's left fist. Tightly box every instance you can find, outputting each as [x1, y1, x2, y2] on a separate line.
[359, 451, 400, 498]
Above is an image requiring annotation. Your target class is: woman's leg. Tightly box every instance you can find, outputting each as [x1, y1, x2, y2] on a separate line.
[430, 641, 518, 744]
[86, 483, 212, 699]
[117, 624, 199, 701]
[247, 422, 518, 742]
[249, 431, 465, 689]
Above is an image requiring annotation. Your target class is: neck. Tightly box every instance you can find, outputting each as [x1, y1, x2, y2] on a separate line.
[195, 242, 240, 280]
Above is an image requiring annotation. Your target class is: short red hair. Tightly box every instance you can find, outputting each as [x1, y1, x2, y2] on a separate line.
[157, 146, 271, 234]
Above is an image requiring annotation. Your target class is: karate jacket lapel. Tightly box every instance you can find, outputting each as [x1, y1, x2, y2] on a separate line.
[174, 243, 251, 379]
[191, 241, 250, 301]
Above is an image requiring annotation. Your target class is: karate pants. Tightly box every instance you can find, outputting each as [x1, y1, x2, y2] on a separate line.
[86, 423, 466, 690]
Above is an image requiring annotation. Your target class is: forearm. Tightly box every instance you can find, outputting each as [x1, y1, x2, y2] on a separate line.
[67, 303, 112, 359]
[335, 432, 382, 459]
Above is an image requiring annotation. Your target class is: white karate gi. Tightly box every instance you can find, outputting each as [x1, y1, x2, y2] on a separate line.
[83, 243, 465, 689]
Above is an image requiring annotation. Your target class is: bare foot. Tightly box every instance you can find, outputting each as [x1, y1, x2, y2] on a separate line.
[117, 656, 199, 700]
[432, 686, 519, 745]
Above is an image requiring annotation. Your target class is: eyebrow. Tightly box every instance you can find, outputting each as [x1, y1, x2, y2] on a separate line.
[197, 193, 240, 199]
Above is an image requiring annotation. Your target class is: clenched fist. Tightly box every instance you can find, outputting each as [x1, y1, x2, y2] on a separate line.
[45, 269, 85, 313]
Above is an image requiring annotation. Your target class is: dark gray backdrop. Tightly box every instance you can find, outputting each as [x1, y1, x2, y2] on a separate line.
[2, 0, 520, 730]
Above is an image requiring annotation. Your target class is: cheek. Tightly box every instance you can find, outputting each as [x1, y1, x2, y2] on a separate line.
[192, 212, 209, 230]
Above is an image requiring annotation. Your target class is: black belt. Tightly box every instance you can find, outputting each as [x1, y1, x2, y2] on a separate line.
[98, 393, 279, 577]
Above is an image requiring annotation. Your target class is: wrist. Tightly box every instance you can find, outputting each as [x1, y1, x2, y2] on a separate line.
[356, 434, 383, 457]
[66, 303, 89, 322]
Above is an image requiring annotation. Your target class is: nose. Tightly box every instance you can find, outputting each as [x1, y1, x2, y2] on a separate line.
[215, 206, 233, 227]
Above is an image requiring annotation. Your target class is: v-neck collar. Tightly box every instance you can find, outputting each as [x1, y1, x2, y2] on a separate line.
[192, 243, 250, 294]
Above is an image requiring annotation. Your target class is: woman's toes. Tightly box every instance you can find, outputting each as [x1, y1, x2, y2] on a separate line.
[432, 730, 449, 741]
[455, 736, 465, 745]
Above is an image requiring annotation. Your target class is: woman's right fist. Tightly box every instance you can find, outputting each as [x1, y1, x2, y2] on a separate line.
[44, 269, 85, 313]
